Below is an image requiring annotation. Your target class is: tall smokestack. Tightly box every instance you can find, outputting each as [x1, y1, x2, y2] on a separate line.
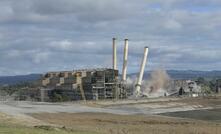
[113, 38, 117, 70]
[122, 39, 129, 81]
[134, 47, 149, 97]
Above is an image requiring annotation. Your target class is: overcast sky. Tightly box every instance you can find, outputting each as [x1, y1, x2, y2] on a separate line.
[0, 0, 221, 76]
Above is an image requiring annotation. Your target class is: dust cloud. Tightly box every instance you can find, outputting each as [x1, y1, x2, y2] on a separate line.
[127, 69, 171, 98]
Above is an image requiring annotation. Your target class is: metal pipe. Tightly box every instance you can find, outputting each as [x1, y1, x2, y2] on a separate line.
[113, 38, 117, 70]
[122, 39, 129, 81]
[134, 47, 149, 97]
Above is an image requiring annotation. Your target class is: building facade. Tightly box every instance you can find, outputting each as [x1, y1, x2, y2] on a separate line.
[41, 68, 126, 101]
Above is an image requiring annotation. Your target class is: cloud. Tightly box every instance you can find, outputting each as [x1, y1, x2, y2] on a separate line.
[0, 0, 133, 24]
[164, 19, 183, 30]
[0, 0, 221, 75]
[32, 51, 50, 64]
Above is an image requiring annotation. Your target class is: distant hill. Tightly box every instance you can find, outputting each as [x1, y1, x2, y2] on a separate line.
[0, 74, 42, 85]
[129, 70, 221, 80]
[1, 70, 221, 86]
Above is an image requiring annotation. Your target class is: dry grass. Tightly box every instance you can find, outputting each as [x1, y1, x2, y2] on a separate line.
[0, 113, 98, 134]
[31, 112, 221, 134]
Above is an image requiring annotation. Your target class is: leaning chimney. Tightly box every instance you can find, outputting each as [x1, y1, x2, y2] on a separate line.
[134, 47, 149, 97]
[122, 39, 129, 81]
[113, 38, 117, 70]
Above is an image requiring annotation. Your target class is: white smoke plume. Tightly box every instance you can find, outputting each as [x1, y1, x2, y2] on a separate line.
[125, 69, 171, 98]
[125, 77, 136, 96]
[142, 69, 171, 97]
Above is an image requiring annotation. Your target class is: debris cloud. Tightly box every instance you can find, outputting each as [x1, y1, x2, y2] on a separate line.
[124, 69, 171, 98]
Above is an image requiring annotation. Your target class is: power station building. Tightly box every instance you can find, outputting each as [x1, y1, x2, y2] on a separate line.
[41, 68, 127, 101]
[40, 38, 149, 101]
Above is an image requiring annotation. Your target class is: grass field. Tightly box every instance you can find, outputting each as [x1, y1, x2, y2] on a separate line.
[0, 113, 98, 134]
[0, 125, 98, 134]
[31, 112, 221, 134]
[0, 124, 100, 134]
[1, 112, 220, 134]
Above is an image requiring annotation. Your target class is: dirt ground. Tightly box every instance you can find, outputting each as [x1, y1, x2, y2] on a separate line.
[30, 96, 221, 134]
[0, 96, 220, 116]
[31, 112, 221, 134]
[0, 96, 221, 134]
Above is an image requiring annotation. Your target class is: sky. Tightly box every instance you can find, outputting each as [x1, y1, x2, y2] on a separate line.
[0, 0, 221, 76]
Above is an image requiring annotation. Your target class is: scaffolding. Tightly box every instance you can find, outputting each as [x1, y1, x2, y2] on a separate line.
[41, 68, 126, 101]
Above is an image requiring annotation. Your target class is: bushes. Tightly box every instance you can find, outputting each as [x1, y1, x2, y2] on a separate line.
[201, 85, 212, 94]
[51, 92, 71, 102]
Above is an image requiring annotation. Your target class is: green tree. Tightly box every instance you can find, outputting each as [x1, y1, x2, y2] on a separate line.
[201, 85, 212, 94]
[51, 92, 63, 102]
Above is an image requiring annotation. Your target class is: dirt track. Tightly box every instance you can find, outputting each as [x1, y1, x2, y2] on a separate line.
[0, 97, 220, 116]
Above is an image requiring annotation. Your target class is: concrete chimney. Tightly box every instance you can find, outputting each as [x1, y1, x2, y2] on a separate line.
[113, 38, 117, 70]
[122, 39, 129, 81]
[134, 47, 149, 97]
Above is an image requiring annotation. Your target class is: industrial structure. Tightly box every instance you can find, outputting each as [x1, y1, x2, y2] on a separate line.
[41, 68, 125, 101]
[169, 80, 202, 97]
[216, 79, 221, 93]
[135, 47, 149, 97]
[40, 38, 149, 101]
